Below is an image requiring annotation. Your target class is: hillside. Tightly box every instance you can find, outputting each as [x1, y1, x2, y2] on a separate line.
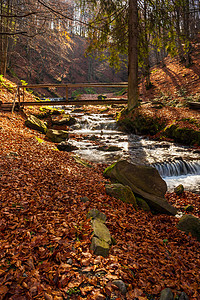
[6, 34, 127, 97]
[139, 37, 200, 103]
[117, 37, 200, 147]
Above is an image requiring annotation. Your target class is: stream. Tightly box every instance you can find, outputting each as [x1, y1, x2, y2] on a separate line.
[60, 106, 200, 194]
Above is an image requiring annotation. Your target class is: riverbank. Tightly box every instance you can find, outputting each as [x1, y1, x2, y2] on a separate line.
[0, 106, 200, 299]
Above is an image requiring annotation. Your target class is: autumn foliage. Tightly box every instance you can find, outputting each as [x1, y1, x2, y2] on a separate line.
[0, 41, 200, 298]
[0, 107, 199, 300]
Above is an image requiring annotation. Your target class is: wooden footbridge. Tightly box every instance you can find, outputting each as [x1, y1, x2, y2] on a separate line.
[0, 82, 128, 112]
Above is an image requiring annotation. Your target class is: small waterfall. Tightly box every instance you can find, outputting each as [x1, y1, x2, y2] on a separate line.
[72, 114, 118, 132]
[153, 160, 200, 178]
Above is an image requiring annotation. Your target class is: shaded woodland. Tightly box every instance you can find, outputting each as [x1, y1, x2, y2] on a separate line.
[0, 1, 200, 299]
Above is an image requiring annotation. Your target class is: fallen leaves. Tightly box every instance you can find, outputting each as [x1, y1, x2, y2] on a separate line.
[0, 109, 200, 299]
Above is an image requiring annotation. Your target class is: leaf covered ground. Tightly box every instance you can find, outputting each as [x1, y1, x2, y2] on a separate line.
[0, 40, 200, 299]
[0, 108, 200, 300]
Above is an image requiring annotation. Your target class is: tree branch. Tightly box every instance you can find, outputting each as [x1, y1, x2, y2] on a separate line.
[0, 12, 38, 18]
[0, 31, 28, 35]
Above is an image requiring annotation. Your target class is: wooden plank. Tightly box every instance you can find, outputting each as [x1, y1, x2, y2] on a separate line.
[67, 83, 128, 88]
[8, 99, 128, 107]
[17, 83, 128, 89]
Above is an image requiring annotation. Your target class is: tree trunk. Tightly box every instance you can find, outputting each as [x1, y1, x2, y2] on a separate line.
[183, 0, 191, 67]
[128, 0, 139, 110]
[0, 0, 10, 75]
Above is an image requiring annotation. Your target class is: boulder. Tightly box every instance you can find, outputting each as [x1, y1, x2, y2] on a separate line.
[177, 214, 200, 242]
[160, 288, 174, 300]
[174, 184, 184, 195]
[87, 209, 107, 223]
[46, 129, 68, 143]
[112, 280, 127, 295]
[97, 145, 121, 152]
[52, 114, 76, 126]
[92, 219, 111, 245]
[57, 141, 78, 152]
[104, 160, 177, 215]
[88, 210, 112, 257]
[136, 197, 150, 212]
[179, 292, 189, 300]
[105, 183, 137, 209]
[163, 124, 200, 146]
[25, 115, 47, 134]
[90, 237, 110, 258]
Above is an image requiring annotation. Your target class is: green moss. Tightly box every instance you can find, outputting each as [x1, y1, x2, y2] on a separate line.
[105, 183, 138, 209]
[136, 197, 151, 212]
[117, 110, 166, 135]
[103, 162, 117, 177]
[0, 75, 15, 93]
[35, 107, 64, 119]
[25, 115, 47, 134]
[35, 137, 45, 143]
[73, 155, 93, 168]
[164, 124, 200, 145]
[180, 117, 199, 126]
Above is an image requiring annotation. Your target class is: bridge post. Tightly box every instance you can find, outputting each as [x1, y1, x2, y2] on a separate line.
[66, 86, 68, 102]
[23, 87, 25, 103]
[18, 87, 21, 105]
[11, 87, 19, 113]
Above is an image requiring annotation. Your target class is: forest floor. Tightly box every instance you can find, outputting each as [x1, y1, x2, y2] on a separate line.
[0, 40, 200, 299]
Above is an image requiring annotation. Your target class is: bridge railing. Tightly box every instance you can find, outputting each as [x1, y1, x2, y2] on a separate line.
[11, 82, 128, 112]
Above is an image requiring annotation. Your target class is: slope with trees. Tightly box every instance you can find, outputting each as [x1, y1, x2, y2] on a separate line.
[78, 0, 199, 108]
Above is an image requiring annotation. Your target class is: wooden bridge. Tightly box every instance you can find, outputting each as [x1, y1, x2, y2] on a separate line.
[0, 82, 128, 112]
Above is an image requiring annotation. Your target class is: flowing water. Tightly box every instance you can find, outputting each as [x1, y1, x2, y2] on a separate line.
[61, 106, 200, 194]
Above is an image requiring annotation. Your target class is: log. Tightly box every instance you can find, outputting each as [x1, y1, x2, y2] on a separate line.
[188, 102, 200, 110]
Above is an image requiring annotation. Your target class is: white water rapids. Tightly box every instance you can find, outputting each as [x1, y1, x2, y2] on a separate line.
[61, 107, 200, 194]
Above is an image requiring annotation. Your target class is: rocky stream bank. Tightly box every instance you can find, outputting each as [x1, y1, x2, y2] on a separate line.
[0, 103, 199, 299]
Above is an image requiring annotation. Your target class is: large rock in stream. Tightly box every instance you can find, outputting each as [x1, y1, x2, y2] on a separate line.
[52, 114, 76, 126]
[104, 160, 177, 215]
[46, 129, 68, 143]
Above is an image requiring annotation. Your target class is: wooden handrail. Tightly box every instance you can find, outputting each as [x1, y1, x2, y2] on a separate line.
[12, 82, 128, 112]
[18, 82, 128, 89]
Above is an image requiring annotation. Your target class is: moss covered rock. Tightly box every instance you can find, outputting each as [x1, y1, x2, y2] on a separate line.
[136, 197, 150, 212]
[177, 214, 200, 242]
[90, 237, 110, 258]
[89, 210, 112, 258]
[92, 219, 111, 244]
[117, 109, 165, 136]
[105, 183, 137, 209]
[25, 115, 47, 134]
[52, 114, 76, 126]
[164, 124, 200, 145]
[174, 184, 184, 195]
[160, 288, 174, 300]
[46, 129, 68, 143]
[87, 209, 107, 223]
[104, 160, 177, 215]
